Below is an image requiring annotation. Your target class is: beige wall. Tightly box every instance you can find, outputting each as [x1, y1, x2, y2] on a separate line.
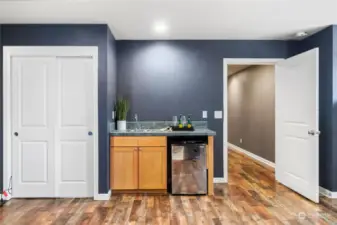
[228, 65, 275, 162]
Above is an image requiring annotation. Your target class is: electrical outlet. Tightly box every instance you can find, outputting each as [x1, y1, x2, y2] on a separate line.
[214, 111, 222, 119]
[240, 138, 243, 144]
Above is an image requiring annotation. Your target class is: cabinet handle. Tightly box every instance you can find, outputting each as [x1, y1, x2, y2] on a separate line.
[138, 148, 142, 151]
[134, 148, 137, 151]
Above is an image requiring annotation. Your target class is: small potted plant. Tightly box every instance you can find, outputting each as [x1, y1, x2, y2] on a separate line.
[116, 98, 129, 131]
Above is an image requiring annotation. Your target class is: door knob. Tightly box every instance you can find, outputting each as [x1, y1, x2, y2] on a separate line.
[14, 132, 18, 136]
[308, 130, 321, 136]
[88, 131, 93, 136]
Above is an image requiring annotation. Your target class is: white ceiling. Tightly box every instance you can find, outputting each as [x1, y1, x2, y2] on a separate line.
[228, 65, 251, 76]
[0, 0, 336, 40]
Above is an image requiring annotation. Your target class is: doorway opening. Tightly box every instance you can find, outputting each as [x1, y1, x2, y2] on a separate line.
[222, 58, 281, 185]
[227, 64, 276, 168]
[223, 50, 320, 203]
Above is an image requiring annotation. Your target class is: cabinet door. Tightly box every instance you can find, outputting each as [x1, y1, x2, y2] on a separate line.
[138, 147, 167, 189]
[111, 147, 138, 190]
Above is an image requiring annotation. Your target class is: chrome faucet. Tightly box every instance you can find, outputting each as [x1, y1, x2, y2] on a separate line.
[134, 114, 141, 130]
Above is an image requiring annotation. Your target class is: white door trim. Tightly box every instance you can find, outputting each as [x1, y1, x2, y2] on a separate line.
[222, 58, 283, 183]
[3, 46, 99, 200]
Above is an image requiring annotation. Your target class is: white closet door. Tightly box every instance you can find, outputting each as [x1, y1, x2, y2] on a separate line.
[55, 57, 94, 197]
[12, 56, 57, 198]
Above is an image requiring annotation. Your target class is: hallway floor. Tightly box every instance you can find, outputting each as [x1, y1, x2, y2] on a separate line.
[1, 149, 337, 224]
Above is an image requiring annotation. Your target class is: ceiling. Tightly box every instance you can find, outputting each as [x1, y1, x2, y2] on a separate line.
[0, 0, 336, 40]
[228, 65, 251, 76]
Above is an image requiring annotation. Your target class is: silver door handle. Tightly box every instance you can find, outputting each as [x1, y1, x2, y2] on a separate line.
[308, 130, 321, 136]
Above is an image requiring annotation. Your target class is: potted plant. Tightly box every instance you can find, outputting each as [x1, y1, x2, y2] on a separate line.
[116, 98, 129, 131]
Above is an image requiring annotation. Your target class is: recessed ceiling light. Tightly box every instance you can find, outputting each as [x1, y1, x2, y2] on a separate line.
[295, 31, 308, 38]
[153, 21, 169, 34]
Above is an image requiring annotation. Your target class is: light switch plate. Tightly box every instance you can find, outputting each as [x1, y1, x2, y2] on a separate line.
[214, 111, 223, 119]
[202, 111, 208, 118]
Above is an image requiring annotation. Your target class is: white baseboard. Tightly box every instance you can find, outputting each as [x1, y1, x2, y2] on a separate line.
[228, 142, 275, 168]
[213, 177, 227, 183]
[319, 186, 337, 198]
[94, 190, 111, 201]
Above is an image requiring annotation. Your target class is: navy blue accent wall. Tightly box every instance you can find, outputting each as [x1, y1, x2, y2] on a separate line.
[0, 24, 114, 193]
[106, 28, 117, 190]
[0, 24, 336, 193]
[117, 40, 290, 177]
[332, 26, 337, 191]
[289, 26, 336, 191]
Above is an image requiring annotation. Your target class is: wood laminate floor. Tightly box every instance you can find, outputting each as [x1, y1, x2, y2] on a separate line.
[1, 149, 337, 225]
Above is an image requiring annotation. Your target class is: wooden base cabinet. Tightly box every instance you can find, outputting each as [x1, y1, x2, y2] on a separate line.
[110, 137, 167, 192]
[138, 147, 167, 189]
[111, 147, 138, 190]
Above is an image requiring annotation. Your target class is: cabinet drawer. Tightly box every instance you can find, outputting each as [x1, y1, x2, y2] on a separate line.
[111, 136, 167, 147]
[138, 137, 166, 147]
[111, 137, 138, 147]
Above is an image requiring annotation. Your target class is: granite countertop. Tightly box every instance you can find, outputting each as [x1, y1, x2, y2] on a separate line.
[110, 129, 216, 136]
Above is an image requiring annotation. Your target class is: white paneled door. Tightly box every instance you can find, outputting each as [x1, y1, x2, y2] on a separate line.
[12, 57, 57, 198]
[275, 48, 319, 203]
[11, 49, 96, 198]
[56, 57, 94, 197]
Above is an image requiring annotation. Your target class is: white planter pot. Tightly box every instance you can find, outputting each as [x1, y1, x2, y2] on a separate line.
[117, 120, 127, 131]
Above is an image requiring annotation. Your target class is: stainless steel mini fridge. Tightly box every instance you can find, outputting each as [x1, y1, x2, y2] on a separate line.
[171, 142, 207, 195]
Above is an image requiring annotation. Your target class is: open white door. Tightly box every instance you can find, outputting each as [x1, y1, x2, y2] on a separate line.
[275, 48, 319, 203]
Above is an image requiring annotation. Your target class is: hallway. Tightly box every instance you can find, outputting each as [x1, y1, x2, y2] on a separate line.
[1, 150, 337, 224]
[225, 149, 337, 224]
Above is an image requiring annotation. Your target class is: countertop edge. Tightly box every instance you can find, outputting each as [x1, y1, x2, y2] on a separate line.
[110, 129, 216, 137]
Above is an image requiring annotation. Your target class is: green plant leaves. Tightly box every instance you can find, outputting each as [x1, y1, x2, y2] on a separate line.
[116, 97, 129, 120]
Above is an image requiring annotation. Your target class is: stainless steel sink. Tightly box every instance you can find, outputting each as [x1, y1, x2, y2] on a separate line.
[128, 129, 155, 132]
[127, 128, 171, 132]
